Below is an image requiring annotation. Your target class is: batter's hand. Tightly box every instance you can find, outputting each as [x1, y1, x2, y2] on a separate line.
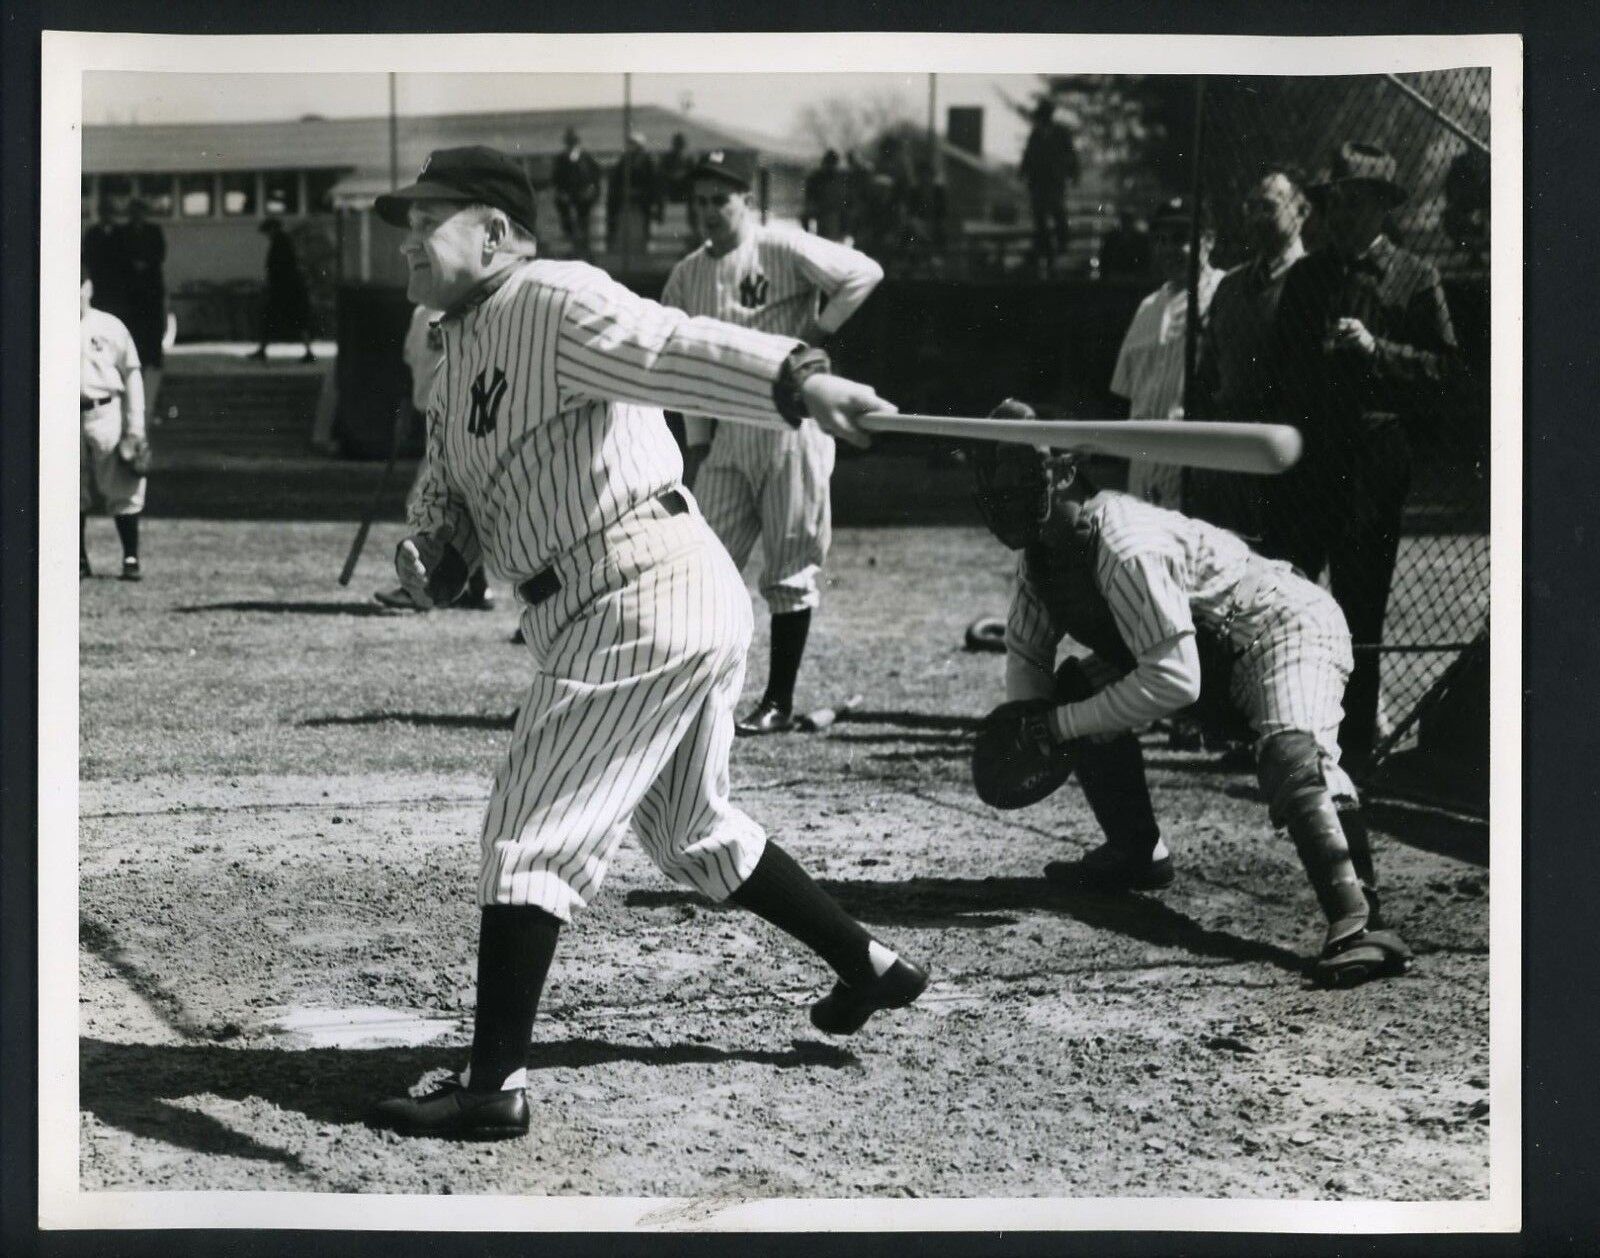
[395, 534, 469, 609]
[801, 373, 894, 449]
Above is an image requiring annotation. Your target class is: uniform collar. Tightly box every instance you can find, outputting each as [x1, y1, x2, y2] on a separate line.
[438, 257, 530, 323]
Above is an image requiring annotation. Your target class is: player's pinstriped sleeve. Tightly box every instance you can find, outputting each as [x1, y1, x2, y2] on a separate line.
[787, 232, 884, 333]
[1004, 558, 1060, 672]
[552, 273, 797, 428]
[406, 400, 482, 567]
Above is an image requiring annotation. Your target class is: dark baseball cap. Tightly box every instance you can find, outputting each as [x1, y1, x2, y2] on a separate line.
[375, 145, 538, 232]
[690, 149, 757, 192]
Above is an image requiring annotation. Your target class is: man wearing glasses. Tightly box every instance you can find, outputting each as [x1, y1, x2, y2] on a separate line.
[662, 150, 884, 735]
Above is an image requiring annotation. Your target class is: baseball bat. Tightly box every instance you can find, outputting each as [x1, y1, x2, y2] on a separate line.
[338, 405, 411, 586]
[856, 413, 1302, 475]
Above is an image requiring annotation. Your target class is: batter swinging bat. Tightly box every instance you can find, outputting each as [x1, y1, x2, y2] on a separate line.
[338, 405, 410, 586]
[857, 413, 1302, 476]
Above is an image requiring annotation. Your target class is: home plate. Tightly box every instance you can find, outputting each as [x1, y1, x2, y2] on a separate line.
[268, 1005, 462, 1049]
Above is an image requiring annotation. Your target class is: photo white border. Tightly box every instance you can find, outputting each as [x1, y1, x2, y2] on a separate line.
[39, 27, 1523, 1234]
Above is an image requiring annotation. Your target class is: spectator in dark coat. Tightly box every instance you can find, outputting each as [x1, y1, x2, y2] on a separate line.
[250, 218, 316, 363]
[552, 128, 603, 258]
[803, 150, 850, 242]
[111, 199, 168, 409]
[1019, 98, 1080, 276]
[1264, 142, 1464, 771]
[607, 132, 661, 257]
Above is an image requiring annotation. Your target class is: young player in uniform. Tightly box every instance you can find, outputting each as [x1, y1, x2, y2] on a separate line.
[364, 147, 926, 1140]
[662, 150, 884, 734]
[79, 266, 148, 581]
[971, 400, 1412, 988]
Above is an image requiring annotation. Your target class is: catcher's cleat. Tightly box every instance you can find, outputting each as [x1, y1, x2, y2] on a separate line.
[120, 556, 142, 582]
[735, 699, 796, 736]
[1044, 842, 1175, 892]
[1311, 927, 1414, 989]
[810, 957, 929, 1036]
[373, 585, 427, 612]
[368, 1079, 530, 1140]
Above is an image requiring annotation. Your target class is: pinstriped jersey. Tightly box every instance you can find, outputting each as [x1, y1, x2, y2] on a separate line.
[409, 258, 800, 582]
[662, 224, 883, 339]
[1006, 490, 1302, 673]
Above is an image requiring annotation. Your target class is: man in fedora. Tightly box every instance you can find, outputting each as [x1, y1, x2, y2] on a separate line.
[1019, 97, 1080, 276]
[1264, 141, 1463, 773]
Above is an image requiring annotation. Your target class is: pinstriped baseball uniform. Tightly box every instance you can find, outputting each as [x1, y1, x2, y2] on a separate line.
[1006, 490, 1357, 798]
[662, 226, 882, 613]
[410, 257, 809, 919]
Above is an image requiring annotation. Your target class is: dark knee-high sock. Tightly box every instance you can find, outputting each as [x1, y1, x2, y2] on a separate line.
[80, 514, 89, 564]
[762, 609, 811, 712]
[466, 906, 561, 1092]
[114, 513, 139, 561]
[728, 841, 879, 986]
[1076, 732, 1161, 855]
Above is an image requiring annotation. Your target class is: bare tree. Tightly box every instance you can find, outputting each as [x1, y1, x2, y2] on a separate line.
[794, 88, 917, 156]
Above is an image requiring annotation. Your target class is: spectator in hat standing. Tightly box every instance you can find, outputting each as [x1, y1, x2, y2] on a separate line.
[1019, 98, 1080, 276]
[250, 218, 317, 363]
[552, 127, 603, 258]
[606, 131, 660, 258]
[112, 198, 168, 412]
[1108, 194, 1222, 510]
[1264, 141, 1463, 772]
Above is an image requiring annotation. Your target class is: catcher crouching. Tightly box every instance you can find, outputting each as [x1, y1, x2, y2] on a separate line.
[969, 400, 1412, 988]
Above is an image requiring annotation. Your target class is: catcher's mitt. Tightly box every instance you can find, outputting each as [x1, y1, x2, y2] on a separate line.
[116, 436, 153, 478]
[395, 536, 470, 608]
[972, 698, 1078, 809]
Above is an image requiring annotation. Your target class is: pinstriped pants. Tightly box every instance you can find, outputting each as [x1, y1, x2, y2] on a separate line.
[479, 506, 767, 918]
[1229, 579, 1359, 802]
[694, 419, 835, 615]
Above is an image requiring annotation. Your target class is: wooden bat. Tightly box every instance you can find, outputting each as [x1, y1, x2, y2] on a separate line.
[338, 405, 411, 586]
[856, 414, 1302, 476]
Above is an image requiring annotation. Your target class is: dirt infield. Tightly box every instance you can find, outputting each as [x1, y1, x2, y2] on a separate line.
[75, 518, 1491, 1201]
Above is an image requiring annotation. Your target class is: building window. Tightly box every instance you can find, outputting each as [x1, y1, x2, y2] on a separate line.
[180, 174, 215, 217]
[263, 171, 301, 216]
[305, 170, 342, 214]
[222, 171, 258, 217]
[135, 174, 175, 218]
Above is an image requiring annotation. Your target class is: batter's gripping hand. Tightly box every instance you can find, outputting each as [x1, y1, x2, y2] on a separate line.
[395, 535, 470, 609]
[801, 374, 893, 450]
[972, 698, 1079, 810]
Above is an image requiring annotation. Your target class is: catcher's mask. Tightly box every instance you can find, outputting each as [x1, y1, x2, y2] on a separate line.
[971, 399, 1079, 549]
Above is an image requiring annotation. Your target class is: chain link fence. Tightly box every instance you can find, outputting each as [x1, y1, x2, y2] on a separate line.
[1173, 70, 1490, 777]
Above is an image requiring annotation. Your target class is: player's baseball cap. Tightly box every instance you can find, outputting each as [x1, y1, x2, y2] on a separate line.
[375, 146, 538, 233]
[690, 149, 757, 192]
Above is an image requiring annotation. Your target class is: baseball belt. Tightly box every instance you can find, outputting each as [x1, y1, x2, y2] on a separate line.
[516, 488, 690, 608]
[81, 396, 116, 413]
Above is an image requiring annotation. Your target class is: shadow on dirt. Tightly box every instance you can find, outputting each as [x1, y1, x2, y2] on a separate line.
[301, 711, 515, 730]
[80, 1034, 859, 1157]
[836, 709, 983, 733]
[176, 600, 398, 616]
[627, 876, 1308, 975]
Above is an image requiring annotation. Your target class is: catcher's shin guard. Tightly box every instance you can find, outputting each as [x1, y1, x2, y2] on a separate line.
[1336, 803, 1385, 927]
[1258, 733, 1368, 945]
[1055, 656, 1160, 857]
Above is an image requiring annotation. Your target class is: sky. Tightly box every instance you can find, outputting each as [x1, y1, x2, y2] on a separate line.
[83, 71, 1039, 163]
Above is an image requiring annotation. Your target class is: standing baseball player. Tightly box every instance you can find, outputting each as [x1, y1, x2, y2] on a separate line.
[79, 264, 148, 581]
[662, 150, 884, 734]
[364, 147, 926, 1140]
[971, 400, 1412, 988]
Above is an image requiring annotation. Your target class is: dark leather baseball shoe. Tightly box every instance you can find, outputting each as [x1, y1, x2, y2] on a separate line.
[120, 556, 143, 582]
[1044, 842, 1175, 892]
[735, 700, 796, 736]
[1311, 926, 1413, 989]
[810, 957, 929, 1036]
[368, 1080, 530, 1140]
[374, 585, 426, 611]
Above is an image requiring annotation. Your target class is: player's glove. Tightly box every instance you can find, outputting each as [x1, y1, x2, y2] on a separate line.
[972, 698, 1078, 810]
[394, 535, 470, 609]
[116, 435, 153, 477]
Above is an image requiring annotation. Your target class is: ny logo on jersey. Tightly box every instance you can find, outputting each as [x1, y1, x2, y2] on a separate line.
[467, 367, 508, 437]
[737, 271, 770, 309]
